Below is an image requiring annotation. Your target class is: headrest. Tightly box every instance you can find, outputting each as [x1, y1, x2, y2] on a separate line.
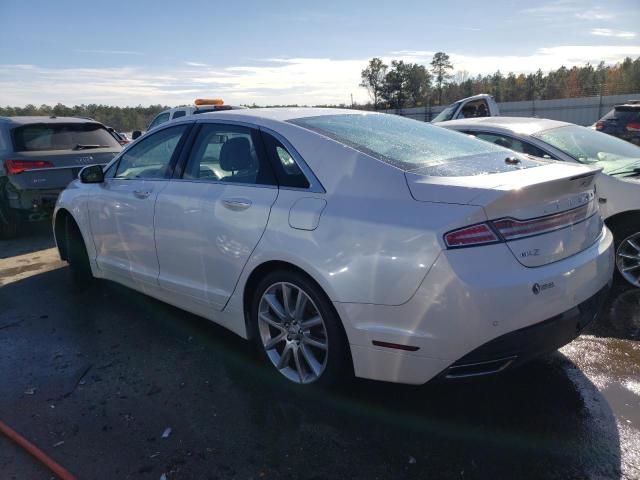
[219, 137, 252, 171]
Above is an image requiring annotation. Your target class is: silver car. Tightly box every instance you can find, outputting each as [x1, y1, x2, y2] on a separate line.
[440, 116, 640, 287]
[0, 116, 121, 237]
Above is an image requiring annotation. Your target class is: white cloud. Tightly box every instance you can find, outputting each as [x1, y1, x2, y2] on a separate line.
[591, 28, 636, 39]
[1, 45, 639, 107]
[185, 61, 209, 67]
[576, 9, 615, 20]
[522, 2, 614, 21]
[74, 49, 142, 55]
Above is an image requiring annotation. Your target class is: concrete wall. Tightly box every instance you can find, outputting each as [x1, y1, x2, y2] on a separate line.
[383, 93, 640, 126]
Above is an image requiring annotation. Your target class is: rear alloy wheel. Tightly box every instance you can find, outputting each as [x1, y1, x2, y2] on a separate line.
[253, 271, 349, 386]
[616, 231, 640, 288]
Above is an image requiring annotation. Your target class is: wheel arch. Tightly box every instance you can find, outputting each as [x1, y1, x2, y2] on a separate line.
[53, 208, 73, 260]
[241, 260, 348, 345]
[604, 209, 640, 242]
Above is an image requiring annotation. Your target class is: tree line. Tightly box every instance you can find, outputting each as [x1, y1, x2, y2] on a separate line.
[360, 54, 640, 110]
[0, 104, 168, 132]
[1, 55, 639, 129]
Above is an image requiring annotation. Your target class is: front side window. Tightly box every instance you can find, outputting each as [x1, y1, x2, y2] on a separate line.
[535, 125, 640, 175]
[148, 112, 170, 130]
[473, 132, 553, 158]
[12, 123, 121, 152]
[115, 125, 188, 179]
[183, 124, 275, 185]
[290, 113, 506, 171]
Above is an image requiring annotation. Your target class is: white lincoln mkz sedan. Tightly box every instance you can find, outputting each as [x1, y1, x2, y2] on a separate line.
[53, 109, 614, 386]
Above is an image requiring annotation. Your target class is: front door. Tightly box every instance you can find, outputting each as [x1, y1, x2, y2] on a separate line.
[154, 122, 279, 309]
[88, 124, 190, 286]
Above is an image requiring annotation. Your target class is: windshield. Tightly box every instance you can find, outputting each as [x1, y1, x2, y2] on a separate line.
[289, 113, 507, 171]
[432, 103, 459, 123]
[535, 125, 640, 175]
[12, 123, 121, 152]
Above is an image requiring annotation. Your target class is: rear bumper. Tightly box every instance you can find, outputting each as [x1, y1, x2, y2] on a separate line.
[3, 186, 63, 221]
[441, 284, 609, 379]
[335, 226, 615, 385]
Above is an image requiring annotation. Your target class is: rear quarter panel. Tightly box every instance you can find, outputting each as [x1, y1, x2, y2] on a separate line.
[236, 125, 488, 306]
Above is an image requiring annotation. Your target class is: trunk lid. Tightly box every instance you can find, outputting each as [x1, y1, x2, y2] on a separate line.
[406, 161, 602, 267]
[3, 149, 119, 190]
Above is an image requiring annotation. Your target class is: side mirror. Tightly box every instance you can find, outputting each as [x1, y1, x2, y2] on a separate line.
[132, 130, 142, 140]
[79, 164, 105, 184]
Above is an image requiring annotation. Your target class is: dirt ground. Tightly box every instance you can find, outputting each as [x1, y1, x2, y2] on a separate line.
[1, 225, 639, 479]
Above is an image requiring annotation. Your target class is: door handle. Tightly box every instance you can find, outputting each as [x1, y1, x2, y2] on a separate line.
[133, 189, 152, 199]
[222, 198, 252, 211]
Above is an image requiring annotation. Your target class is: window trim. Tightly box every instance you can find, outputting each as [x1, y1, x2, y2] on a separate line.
[171, 118, 325, 193]
[110, 122, 193, 181]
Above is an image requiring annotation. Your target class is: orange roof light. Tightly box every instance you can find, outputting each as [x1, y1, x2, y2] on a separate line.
[194, 98, 224, 106]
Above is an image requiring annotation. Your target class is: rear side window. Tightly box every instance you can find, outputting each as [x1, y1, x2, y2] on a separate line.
[261, 133, 310, 188]
[12, 123, 121, 152]
[472, 132, 554, 159]
[172, 110, 186, 119]
[290, 113, 505, 171]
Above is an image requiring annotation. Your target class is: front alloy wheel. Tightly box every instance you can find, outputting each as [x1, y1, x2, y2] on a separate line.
[258, 282, 329, 384]
[616, 232, 640, 288]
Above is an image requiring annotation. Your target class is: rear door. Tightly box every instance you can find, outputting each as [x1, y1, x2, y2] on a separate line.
[154, 122, 278, 308]
[6, 122, 121, 190]
[88, 123, 191, 286]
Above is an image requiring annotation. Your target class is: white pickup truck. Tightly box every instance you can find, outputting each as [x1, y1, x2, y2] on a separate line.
[431, 94, 500, 123]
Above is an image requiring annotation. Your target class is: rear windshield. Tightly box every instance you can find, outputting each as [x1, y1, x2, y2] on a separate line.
[611, 107, 640, 122]
[12, 123, 121, 152]
[289, 113, 506, 171]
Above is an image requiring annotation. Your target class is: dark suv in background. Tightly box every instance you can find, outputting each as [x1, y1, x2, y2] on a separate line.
[0, 116, 121, 238]
[595, 101, 640, 145]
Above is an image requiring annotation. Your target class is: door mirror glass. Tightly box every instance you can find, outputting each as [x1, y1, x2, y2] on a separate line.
[132, 130, 142, 140]
[79, 164, 105, 184]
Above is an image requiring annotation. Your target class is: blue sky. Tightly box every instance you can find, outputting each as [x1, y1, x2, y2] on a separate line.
[1, 0, 638, 106]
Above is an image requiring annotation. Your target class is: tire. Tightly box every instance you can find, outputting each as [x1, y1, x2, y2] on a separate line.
[65, 217, 94, 284]
[0, 204, 18, 240]
[613, 219, 640, 289]
[250, 269, 350, 386]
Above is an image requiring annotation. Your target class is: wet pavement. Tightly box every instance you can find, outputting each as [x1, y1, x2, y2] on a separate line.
[0, 225, 639, 479]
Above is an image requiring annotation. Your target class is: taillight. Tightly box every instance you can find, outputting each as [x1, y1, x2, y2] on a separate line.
[626, 122, 640, 132]
[595, 121, 604, 130]
[445, 203, 593, 248]
[444, 223, 500, 248]
[4, 159, 54, 175]
[492, 204, 589, 240]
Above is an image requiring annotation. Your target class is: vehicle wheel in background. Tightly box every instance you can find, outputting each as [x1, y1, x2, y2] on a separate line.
[614, 220, 640, 288]
[251, 270, 350, 386]
[65, 216, 94, 284]
[0, 203, 18, 239]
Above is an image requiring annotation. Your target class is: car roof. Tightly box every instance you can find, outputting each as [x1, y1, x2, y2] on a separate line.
[0, 116, 103, 126]
[194, 107, 368, 124]
[438, 116, 572, 135]
[451, 93, 494, 103]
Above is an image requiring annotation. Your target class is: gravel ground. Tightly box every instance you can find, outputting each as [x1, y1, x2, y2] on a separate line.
[0, 225, 638, 479]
